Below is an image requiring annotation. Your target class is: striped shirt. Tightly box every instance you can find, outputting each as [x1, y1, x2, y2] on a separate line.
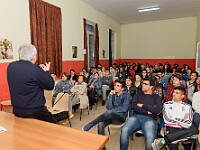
[163, 101, 193, 128]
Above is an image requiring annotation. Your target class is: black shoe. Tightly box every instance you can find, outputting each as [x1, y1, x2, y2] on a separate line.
[90, 106, 93, 110]
[102, 100, 105, 106]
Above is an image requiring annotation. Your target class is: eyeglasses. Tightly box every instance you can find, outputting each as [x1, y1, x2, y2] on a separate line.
[142, 82, 150, 85]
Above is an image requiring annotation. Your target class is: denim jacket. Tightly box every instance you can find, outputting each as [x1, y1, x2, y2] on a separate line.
[106, 91, 130, 119]
[88, 78, 102, 95]
[53, 80, 72, 97]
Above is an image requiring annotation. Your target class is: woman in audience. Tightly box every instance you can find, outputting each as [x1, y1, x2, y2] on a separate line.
[187, 71, 198, 105]
[68, 69, 78, 84]
[133, 73, 142, 93]
[141, 69, 148, 79]
[80, 68, 89, 83]
[52, 72, 73, 106]
[70, 75, 89, 113]
[124, 76, 136, 100]
[129, 65, 135, 77]
[87, 72, 102, 109]
[100, 66, 106, 77]
[109, 66, 116, 77]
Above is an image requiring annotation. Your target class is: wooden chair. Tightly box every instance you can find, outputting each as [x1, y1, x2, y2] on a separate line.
[0, 100, 12, 111]
[79, 103, 90, 121]
[48, 93, 71, 127]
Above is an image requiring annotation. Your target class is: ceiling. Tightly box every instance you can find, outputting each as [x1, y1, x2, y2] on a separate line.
[82, 0, 200, 24]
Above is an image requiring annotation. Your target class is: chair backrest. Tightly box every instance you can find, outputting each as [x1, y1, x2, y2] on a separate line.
[53, 93, 69, 111]
[44, 90, 53, 108]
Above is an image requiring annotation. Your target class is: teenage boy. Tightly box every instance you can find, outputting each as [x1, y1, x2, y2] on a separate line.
[82, 79, 130, 136]
[152, 86, 198, 150]
[120, 77, 162, 150]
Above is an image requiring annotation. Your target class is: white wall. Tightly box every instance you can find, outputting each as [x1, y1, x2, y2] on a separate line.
[0, 0, 121, 63]
[0, 0, 31, 62]
[121, 17, 197, 59]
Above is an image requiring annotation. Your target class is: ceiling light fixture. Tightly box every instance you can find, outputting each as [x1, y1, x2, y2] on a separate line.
[138, 7, 160, 12]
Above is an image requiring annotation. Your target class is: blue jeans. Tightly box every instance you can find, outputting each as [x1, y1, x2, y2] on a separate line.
[193, 112, 200, 127]
[84, 110, 125, 135]
[120, 114, 158, 150]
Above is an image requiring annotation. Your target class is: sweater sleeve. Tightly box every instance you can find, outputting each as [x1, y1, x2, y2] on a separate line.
[36, 66, 55, 90]
[106, 95, 113, 110]
[132, 93, 148, 114]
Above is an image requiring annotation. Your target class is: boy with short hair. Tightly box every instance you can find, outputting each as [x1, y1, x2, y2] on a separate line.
[152, 86, 198, 150]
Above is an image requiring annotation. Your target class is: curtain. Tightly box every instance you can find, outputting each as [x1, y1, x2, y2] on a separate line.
[83, 18, 88, 69]
[94, 24, 99, 67]
[29, 0, 62, 76]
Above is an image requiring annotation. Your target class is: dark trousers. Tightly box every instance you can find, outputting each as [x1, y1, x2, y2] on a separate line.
[13, 107, 58, 124]
[165, 126, 198, 150]
[88, 90, 97, 107]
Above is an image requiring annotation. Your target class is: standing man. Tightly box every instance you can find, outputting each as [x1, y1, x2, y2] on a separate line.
[7, 44, 57, 123]
[120, 77, 162, 150]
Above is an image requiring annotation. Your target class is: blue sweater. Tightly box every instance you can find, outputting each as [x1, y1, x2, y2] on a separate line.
[132, 92, 162, 120]
[7, 60, 55, 113]
[106, 91, 130, 119]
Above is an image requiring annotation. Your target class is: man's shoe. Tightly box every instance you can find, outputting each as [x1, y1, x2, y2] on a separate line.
[152, 138, 165, 150]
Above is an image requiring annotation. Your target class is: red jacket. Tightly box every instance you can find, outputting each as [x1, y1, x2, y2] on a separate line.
[163, 83, 188, 103]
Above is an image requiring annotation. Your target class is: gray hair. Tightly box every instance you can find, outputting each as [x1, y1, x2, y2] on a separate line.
[18, 44, 37, 61]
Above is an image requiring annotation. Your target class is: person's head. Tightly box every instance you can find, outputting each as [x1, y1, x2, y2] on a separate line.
[126, 76, 133, 87]
[119, 66, 124, 72]
[190, 71, 198, 81]
[78, 75, 84, 83]
[105, 69, 110, 76]
[142, 69, 147, 78]
[114, 79, 125, 94]
[142, 77, 155, 93]
[196, 75, 200, 85]
[18, 44, 37, 64]
[173, 74, 182, 87]
[61, 72, 68, 81]
[145, 67, 150, 73]
[92, 67, 97, 74]
[134, 73, 142, 82]
[157, 70, 164, 78]
[173, 86, 186, 102]
[93, 72, 99, 80]
[102, 66, 106, 72]
[70, 69, 75, 75]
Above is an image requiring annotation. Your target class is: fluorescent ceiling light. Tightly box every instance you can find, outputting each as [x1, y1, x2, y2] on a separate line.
[138, 7, 160, 12]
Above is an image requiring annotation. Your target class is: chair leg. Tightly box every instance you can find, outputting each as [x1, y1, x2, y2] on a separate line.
[80, 109, 82, 121]
[68, 119, 72, 127]
[130, 133, 134, 140]
[107, 126, 111, 135]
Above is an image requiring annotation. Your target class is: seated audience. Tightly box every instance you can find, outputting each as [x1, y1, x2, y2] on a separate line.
[68, 69, 78, 84]
[52, 72, 72, 106]
[192, 80, 200, 127]
[82, 79, 130, 138]
[87, 72, 102, 109]
[133, 73, 142, 93]
[120, 77, 162, 150]
[124, 76, 136, 100]
[164, 74, 187, 103]
[187, 71, 198, 105]
[152, 86, 198, 150]
[70, 75, 89, 112]
[116, 66, 126, 81]
[101, 69, 113, 105]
